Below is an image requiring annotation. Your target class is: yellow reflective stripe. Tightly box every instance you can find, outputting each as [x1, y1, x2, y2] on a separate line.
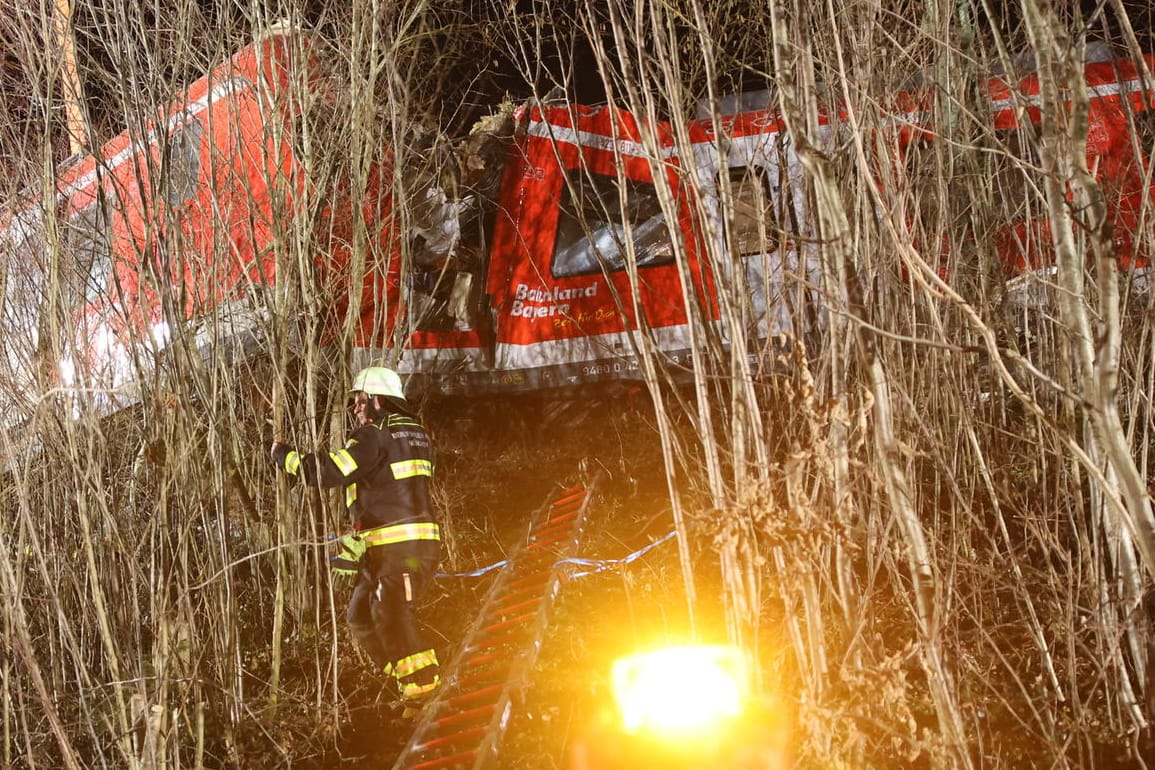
[346, 484, 357, 508]
[401, 676, 440, 700]
[330, 449, 358, 476]
[395, 649, 439, 678]
[360, 522, 440, 547]
[283, 451, 301, 475]
[391, 459, 432, 479]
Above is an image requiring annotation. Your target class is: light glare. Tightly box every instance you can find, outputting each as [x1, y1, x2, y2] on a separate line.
[612, 645, 746, 735]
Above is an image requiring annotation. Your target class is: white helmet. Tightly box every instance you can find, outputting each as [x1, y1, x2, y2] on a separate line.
[350, 366, 406, 400]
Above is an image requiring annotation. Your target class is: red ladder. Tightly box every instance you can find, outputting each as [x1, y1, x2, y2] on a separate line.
[390, 478, 597, 770]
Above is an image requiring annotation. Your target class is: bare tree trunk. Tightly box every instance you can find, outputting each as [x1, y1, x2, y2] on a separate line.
[50, 0, 86, 154]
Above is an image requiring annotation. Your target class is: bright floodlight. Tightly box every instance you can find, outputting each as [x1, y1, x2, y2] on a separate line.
[611, 645, 747, 735]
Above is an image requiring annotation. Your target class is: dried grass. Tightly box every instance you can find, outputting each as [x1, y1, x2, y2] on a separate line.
[2, 1, 1154, 768]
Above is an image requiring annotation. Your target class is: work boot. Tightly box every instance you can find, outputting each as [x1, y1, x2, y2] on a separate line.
[399, 675, 441, 719]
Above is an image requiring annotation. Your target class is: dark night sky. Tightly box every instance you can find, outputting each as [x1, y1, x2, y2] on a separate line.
[3, 1, 1155, 158]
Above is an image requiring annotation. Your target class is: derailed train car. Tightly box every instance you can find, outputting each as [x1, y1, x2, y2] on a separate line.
[393, 47, 1155, 394]
[986, 50, 1155, 303]
[3, 31, 1155, 421]
[391, 100, 830, 394]
[1, 25, 318, 421]
[0, 25, 401, 424]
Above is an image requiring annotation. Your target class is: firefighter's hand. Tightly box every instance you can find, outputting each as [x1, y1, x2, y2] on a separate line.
[330, 533, 366, 576]
[270, 441, 296, 474]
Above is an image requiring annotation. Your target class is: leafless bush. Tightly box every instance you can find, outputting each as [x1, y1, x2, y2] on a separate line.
[1, 0, 1153, 768]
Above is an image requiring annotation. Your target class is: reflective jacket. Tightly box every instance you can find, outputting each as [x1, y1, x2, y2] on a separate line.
[273, 413, 436, 532]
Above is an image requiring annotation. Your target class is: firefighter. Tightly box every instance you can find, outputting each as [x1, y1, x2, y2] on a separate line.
[270, 366, 441, 713]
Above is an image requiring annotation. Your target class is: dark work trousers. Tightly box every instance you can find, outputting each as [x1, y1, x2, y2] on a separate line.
[346, 540, 440, 689]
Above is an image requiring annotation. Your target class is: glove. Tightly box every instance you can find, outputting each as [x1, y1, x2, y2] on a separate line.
[270, 442, 301, 476]
[330, 533, 366, 576]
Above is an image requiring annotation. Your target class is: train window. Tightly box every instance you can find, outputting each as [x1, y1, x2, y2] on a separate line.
[164, 116, 204, 206]
[65, 199, 113, 305]
[724, 165, 781, 257]
[551, 168, 674, 279]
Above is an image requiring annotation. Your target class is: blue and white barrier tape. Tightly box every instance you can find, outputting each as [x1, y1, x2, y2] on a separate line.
[437, 530, 677, 580]
[438, 559, 510, 579]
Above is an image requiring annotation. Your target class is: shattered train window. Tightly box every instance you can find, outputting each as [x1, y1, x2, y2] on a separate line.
[551, 168, 674, 279]
[407, 268, 477, 333]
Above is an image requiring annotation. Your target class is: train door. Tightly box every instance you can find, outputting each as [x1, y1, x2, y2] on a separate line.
[690, 109, 823, 364]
